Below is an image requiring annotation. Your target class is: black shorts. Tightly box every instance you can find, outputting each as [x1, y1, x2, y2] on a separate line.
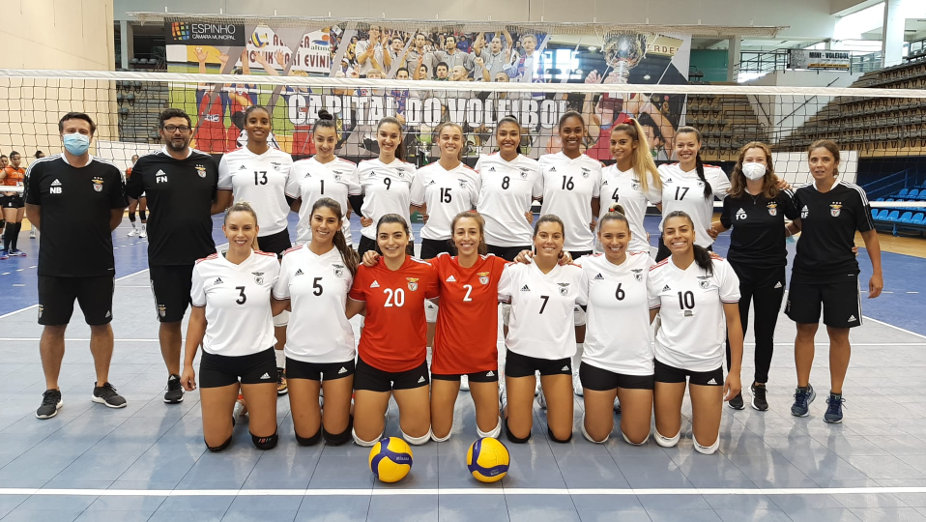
[257, 229, 292, 257]
[149, 264, 194, 323]
[419, 238, 455, 259]
[505, 350, 572, 378]
[569, 250, 593, 260]
[785, 272, 861, 328]
[358, 235, 414, 257]
[353, 356, 429, 392]
[38, 274, 114, 326]
[579, 362, 654, 391]
[487, 244, 530, 262]
[1, 194, 24, 209]
[286, 357, 356, 381]
[654, 359, 723, 386]
[199, 347, 278, 388]
[431, 369, 499, 383]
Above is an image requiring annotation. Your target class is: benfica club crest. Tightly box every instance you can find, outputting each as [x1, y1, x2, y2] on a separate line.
[91, 178, 104, 192]
[699, 280, 710, 289]
[632, 269, 643, 282]
[333, 264, 345, 277]
[478, 272, 490, 285]
[406, 277, 419, 291]
[195, 164, 207, 178]
[252, 271, 265, 285]
[557, 282, 570, 296]
[767, 202, 778, 216]
[830, 202, 842, 217]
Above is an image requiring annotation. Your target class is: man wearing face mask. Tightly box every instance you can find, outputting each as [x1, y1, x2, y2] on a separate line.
[24, 112, 128, 419]
[708, 142, 799, 412]
[125, 108, 223, 406]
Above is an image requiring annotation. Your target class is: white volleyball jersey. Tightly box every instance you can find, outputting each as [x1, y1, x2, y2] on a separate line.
[577, 252, 655, 375]
[647, 254, 740, 372]
[538, 152, 602, 252]
[498, 262, 588, 360]
[410, 161, 480, 240]
[190, 250, 280, 357]
[287, 156, 360, 245]
[272, 245, 356, 364]
[218, 147, 294, 236]
[474, 153, 543, 247]
[599, 165, 661, 253]
[657, 163, 729, 248]
[357, 158, 416, 240]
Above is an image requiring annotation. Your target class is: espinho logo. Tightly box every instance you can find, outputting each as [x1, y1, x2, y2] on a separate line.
[171, 22, 191, 41]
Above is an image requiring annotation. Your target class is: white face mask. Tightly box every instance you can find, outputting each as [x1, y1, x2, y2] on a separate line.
[742, 162, 767, 181]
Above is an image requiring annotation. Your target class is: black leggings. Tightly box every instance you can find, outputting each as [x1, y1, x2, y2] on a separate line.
[725, 266, 785, 384]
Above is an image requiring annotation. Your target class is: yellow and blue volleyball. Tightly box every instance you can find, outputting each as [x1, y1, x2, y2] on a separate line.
[250, 29, 270, 48]
[466, 437, 510, 483]
[368, 437, 413, 483]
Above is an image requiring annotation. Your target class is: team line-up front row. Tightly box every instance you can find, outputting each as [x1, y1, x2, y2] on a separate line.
[22, 107, 882, 456]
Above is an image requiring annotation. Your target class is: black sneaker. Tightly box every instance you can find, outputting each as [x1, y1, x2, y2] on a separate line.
[92, 382, 127, 409]
[824, 393, 845, 424]
[164, 374, 184, 404]
[728, 392, 745, 410]
[751, 382, 769, 411]
[791, 384, 816, 417]
[36, 389, 62, 419]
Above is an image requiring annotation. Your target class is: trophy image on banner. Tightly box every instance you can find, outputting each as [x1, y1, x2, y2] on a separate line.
[604, 32, 648, 86]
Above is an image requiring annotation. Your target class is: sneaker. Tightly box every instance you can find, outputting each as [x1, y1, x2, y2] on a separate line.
[751, 383, 768, 411]
[127, 228, 138, 237]
[0, 250, 8, 260]
[537, 389, 547, 409]
[91, 382, 127, 408]
[824, 393, 845, 424]
[163, 374, 184, 404]
[276, 368, 288, 396]
[36, 389, 63, 419]
[728, 392, 745, 410]
[460, 374, 470, 391]
[572, 371, 583, 397]
[790, 385, 816, 417]
[139, 228, 147, 239]
[233, 393, 248, 419]
[614, 397, 621, 415]
[9, 249, 26, 257]
[29, 229, 36, 238]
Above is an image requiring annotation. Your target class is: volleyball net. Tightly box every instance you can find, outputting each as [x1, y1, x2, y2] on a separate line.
[0, 68, 925, 225]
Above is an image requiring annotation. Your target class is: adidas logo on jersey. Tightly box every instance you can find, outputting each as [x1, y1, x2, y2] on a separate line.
[774, 281, 782, 289]
[707, 378, 718, 385]
[549, 166, 557, 172]
[104, 310, 112, 319]
[486, 371, 495, 377]
[51, 179, 62, 186]
[560, 365, 569, 372]
[155, 169, 168, 183]
[736, 208, 747, 221]
[295, 269, 304, 276]
[370, 280, 380, 288]
[488, 167, 496, 172]
[338, 366, 348, 374]
[446, 275, 456, 282]
[214, 277, 224, 285]
[520, 285, 531, 292]
[662, 285, 671, 292]
[238, 164, 247, 170]
[417, 376, 426, 383]
[260, 372, 272, 380]
[594, 273, 604, 280]
[848, 315, 857, 322]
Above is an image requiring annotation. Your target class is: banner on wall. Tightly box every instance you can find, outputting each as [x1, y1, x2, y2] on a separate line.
[163, 19, 691, 160]
[788, 49, 851, 71]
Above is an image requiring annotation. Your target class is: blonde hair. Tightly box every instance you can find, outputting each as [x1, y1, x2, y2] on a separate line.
[611, 119, 661, 194]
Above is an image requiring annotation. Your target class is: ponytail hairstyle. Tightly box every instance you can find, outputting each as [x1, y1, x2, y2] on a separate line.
[598, 206, 630, 231]
[450, 211, 488, 255]
[611, 119, 661, 194]
[676, 126, 711, 198]
[223, 200, 258, 227]
[374, 213, 410, 256]
[310, 197, 358, 276]
[496, 115, 523, 155]
[730, 141, 778, 199]
[664, 210, 713, 275]
[376, 117, 406, 162]
[808, 139, 840, 178]
[314, 109, 337, 133]
[435, 122, 464, 161]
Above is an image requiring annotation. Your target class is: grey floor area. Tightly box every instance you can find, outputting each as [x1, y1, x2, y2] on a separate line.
[0, 269, 925, 521]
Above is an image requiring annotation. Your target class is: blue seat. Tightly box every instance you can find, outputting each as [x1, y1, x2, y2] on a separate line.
[898, 188, 909, 197]
[899, 211, 914, 224]
[909, 189, 920, 198]
[875, 197, 886, 201]
[912, 213, 925, 225]
[875, 209, 889, 221]
[886, 210, 901, 222]
[871, 208, 878, 218]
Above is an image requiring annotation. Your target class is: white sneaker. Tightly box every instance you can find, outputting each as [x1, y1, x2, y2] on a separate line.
[537, 390, 547, 409]
[127, 228, 138, 237]
[460, 374, 470, 391]
[29, 229, 36, 238]
[139, 228, 147, 239]
[572, 371, 583, 397]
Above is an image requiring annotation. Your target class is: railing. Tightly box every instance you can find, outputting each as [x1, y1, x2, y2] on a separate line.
[734, 49, 883, 82]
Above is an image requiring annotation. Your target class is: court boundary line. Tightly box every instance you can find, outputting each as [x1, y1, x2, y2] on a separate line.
[0, 486, 924, 497]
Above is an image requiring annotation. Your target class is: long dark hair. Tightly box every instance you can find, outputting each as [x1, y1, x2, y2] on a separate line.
[377, 117, 406, 162]
[310, 197, 358, 276]
[496, 115, 523, 155]
[664, 210, 713, 275]
[374, 213, 410, 256]
[729, 141, 778, 199]
[676, 126, 711, 198]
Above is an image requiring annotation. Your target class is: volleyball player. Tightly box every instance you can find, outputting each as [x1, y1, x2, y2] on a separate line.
[785, 139, 883, 424]
[181, 202, 280, 451]
[709, 142, 799, 411]
[192, 48, 227, 154]
[599, 119, 662, 254]
[125, 108, 222, 405]
[474, 116, 542, 260]
[347, 214, 439, 446]
[498, 215, 588, 444]
[287, 110, 360, 247]
[538, 111, 601, 396]
[648, 211, 743, 455]
[0, 151, 27, 258]
[655, 126, 730, 261]
[272, 198, 358, 445]
[25, 112, 128, 418]
[576, 210, 654, 445]
[354, 117, 417, 256]
[124, 154, 148, 238]
[217, 104, 295, 394]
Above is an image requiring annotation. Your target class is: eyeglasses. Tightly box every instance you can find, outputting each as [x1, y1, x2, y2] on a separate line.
[163, 125, 191, 133]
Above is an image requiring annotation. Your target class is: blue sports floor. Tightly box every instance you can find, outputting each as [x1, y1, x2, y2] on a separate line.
[0, 215, 924, 521]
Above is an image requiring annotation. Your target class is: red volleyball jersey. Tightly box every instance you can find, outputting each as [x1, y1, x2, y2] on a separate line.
[430, 253, 509, 375]
[349, 256, 439, 372]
